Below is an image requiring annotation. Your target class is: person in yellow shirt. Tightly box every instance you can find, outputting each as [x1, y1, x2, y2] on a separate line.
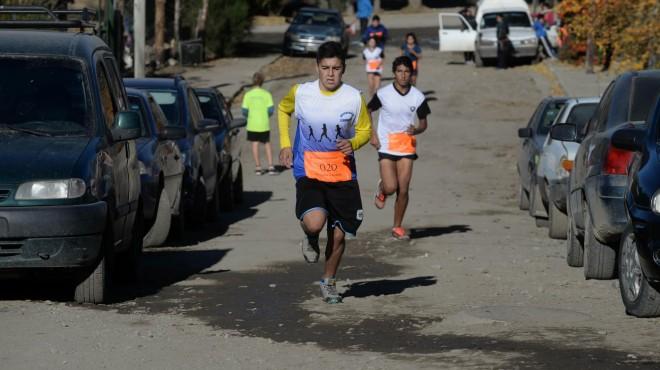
[278, 42, 371, 304]
[242, 72, 276, 175]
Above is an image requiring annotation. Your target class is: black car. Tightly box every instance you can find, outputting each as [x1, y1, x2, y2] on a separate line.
[552, 70, 660, 279]
[517, 96, 567, 222]
[126, 88, 186, 246]
[282, 7, 349, 56]
[0, 8, 143, 303]
[124, 77, 221, 225]
[194, 88, 246, 210]
[611, 96, 660, 317]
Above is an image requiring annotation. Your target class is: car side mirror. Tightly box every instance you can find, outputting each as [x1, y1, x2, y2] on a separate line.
[550, 123, 578, 142]
[517, 127, 533, 138]
[230, 117, 247, 130]
[158, 126, 187, 141]
[198, 118, 220, 133]
[111, 111, 142, 142]
[612, 127, 645, 152]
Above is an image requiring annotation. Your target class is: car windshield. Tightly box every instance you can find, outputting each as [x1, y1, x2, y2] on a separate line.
[293, 12, 341, 27]
[630, 77, 660, 122]
[538, 101, 566, 135]
[567, 103, 598, 133]
[0, 57, 90, 136]
[196, 93, 224, 124]
[481, 12, 531, 29]
[148, 90, 181, 126]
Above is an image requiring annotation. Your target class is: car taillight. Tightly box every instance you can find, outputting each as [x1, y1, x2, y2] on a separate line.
[603, 145, 634, 175]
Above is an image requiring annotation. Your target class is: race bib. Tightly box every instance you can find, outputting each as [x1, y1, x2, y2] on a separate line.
[412, 60, 418, 71]
[388, 132, 416, 154]
[367, 59, 382, 72]
[304, 151, 352, 182]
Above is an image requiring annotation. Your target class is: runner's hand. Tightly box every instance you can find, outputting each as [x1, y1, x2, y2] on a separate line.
[406, 125, 417, 135]
[370, 135, 380, 149]
[279, 147, 293, 168]
[336, 139, 354, 155]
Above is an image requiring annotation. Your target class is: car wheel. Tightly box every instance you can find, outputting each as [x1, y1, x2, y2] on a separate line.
[548, 201, 568, 240]
[220, 168, 235, 211]
[206, 178, 220, 222]
[74, 218, 114, 304]
[518, 183, 529, 211]
[233, 163, 243, 204]
[528, 176, 537, 218]
[566, 211, 584, 267]
[619, 226, 660, 317]
[143, 186, 171, 247]
[169, 185, 186, 240]
[583, 209, 616, 279]
[117, 203, 144, 283]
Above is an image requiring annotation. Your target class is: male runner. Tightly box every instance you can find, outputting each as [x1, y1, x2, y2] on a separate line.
[278, 41, 371, 304]
[368, 56, 430, 240]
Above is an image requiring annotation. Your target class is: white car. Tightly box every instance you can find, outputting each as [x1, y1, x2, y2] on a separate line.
[533, 97, 600, 239]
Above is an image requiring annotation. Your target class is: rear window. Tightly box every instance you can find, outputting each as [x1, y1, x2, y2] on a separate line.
[293, 12, 341, 26]
[0, 57, 91, 136]
[630, 77, 660, 122]
[196, 93, 223, 124]
[148, 90, 181, 126]
[538, 100, 565, 135]
[567, 103, 598, 133]
[481, 12, 531, 28]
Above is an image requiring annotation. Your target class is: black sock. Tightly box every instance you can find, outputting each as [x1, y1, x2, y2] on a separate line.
[306, 234, 319, 245]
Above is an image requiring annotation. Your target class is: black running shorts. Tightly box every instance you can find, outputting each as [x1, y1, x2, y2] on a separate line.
[378, 152, 418, 161]
[295, 177, 363, 236]
[247, 130, 270, 143]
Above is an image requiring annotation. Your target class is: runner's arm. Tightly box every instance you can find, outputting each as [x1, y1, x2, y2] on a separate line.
[349, 95, 372, 151]
[278, 84, 298, 149]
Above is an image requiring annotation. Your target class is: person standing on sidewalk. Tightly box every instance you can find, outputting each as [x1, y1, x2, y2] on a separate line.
[369, 56, 430, 240]
[496, 14, 511, 69]
[356, 0, 373, 39]
[363, 36, 383, 98]
[242, 72, 277, 175]
[278, 41, 372, 304]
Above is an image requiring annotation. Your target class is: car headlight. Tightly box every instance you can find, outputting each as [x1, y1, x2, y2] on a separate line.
[16, 179, 86, 200]
[325, 36, 341, 42]
[651, 191, 660, 214]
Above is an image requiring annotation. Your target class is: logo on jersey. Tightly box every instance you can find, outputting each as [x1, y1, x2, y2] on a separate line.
[410, 106, 416, 112]
[339, 112, 355, 125]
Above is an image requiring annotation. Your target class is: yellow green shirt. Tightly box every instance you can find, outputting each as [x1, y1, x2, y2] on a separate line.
[241, 87, 274, 132]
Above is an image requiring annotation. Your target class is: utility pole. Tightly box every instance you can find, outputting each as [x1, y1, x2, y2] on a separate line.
[134, 0, 145, 78]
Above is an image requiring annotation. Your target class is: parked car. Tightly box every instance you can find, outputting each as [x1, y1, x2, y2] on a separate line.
[126, 88, 186, 246]
[536, 97, 599, 239]
[611, 97, 660, 317]
[438, 0, 539, 67]
[0, 8, 143, 303]
[124, 77, 221, 225]
[517, 97, 567, 222]
[552, 70, 660, 279]
[194, 88, 246, 210]
[282, 7, 349, 56]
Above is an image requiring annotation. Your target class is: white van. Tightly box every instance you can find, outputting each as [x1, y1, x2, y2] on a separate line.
[438, 0, 539, 66]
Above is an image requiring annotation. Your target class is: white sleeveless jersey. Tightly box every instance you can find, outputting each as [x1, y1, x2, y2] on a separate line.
[363, 47, 383, 73]
[374, 84, 427, 156]
[292, 80, 363, 181]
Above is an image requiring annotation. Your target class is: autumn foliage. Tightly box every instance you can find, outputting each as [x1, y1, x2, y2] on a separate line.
[557, 0, 659, 71]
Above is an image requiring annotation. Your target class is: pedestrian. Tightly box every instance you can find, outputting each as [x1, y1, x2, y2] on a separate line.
[242, 72, 276, 175]
[363, 36, 383, 98]
[362, 15, 388, 52]
[278, 41, 372, 304]
[355, 0, 372, 39]
[459, 6, 476, 64]
[400, 32, 422, 85]
[369, 56, 430, 240]
[533, 14, 555, 59]
[496, 14, 511, 69]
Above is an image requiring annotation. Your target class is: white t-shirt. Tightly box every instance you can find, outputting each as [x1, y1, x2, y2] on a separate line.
[368, 83, 430, 156]
[362, 47, 383, 73]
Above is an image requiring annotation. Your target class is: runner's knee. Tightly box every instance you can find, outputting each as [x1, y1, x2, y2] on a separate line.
[382, 182, 397, 195]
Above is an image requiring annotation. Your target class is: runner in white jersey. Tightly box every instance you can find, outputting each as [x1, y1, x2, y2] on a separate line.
[362, 37, 383, 98]
[368, 56, 430, 240]
[279, 42, 372, 304]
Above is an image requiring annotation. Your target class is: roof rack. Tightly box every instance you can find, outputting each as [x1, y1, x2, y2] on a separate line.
[0, 6, 97, 33]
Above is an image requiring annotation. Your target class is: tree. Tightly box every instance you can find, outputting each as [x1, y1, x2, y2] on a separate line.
[194, 0, 209, 39]
[154, 0, 166, 64]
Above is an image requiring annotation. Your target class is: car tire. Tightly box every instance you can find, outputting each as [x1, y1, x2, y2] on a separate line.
[518, 183, 529, 211]
[233, 163, 243, 204]
[206, 179, 220, 222]
[143, 187, 171, 247]
[528, 176, 537, 218]
[74, 219, 114, 304]
[548, 201, 568, 240]
[220, 167, 235, 211]
[566, 212, 584, 267]
[618, 226, 660, 317]
[583, 209, 616, 279]
[117, 203, 144, 283]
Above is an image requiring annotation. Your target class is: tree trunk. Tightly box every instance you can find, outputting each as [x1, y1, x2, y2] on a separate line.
[154, 0, 166, 64]
[194, 0, 209, 40]
[174, 0, 181, 44]
[408, 0, 422, 9]
[374, 0, 381, 13]
[585, 0, 595, 73]
[116, 0, 125, 15]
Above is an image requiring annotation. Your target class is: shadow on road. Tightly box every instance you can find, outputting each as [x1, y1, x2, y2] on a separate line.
[410, 225, 471, 239]
[342, 276, 437, 298]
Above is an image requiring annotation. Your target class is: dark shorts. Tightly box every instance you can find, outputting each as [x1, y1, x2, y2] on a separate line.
[367, 72, 382, 76]
[295, 177, 363, 236]
[247, 131, 270, 143]
[378, 152, 418, 161]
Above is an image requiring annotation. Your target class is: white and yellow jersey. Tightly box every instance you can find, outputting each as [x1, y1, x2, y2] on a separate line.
[278, 81, 371, 182]
[368, 83, 430, 156]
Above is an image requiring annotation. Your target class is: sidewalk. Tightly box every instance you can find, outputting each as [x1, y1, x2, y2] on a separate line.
[546, 60, 614, 97]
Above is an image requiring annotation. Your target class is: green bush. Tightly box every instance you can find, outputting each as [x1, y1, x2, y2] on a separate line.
[205, 0, 251, 57]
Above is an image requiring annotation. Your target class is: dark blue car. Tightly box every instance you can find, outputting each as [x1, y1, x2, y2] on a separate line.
[126, 88, 186, 246]
[611, 96, 660, 317]
[124, 77, 221, 226]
